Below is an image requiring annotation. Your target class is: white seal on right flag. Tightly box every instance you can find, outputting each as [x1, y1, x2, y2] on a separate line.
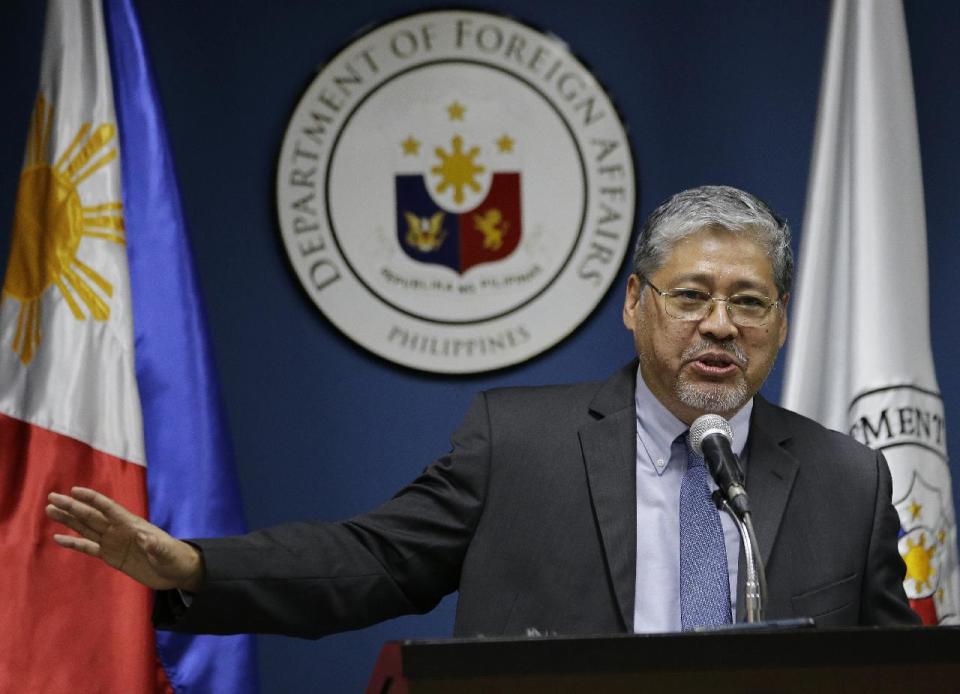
[849, 385, 957, 624]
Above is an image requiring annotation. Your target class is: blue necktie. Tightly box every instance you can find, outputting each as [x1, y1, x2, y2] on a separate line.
[679, 435, 732, 630]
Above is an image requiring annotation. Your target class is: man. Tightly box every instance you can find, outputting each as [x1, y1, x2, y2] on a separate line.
[46, 185, 918, 636]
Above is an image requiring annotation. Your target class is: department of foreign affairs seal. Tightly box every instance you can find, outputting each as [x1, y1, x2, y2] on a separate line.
[276, 10, 635, 373]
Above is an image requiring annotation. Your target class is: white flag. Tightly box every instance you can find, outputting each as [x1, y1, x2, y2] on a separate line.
[782, 0, 958, 624]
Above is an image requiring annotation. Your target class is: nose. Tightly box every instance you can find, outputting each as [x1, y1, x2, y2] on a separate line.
[698, 298, 739, 341]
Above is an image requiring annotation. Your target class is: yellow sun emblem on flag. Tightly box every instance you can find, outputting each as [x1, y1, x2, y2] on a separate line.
[3, 95, 125, 364]
[903, 532, 937, 592]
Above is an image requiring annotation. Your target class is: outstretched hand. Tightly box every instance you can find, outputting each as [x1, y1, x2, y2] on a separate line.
[46, 487, 205, 592]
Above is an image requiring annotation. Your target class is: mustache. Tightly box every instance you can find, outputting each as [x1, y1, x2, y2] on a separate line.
[681, 338, 748, 367]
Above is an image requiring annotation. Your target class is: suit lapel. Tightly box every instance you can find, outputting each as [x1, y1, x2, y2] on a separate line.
[734, 396, 799, 621]
[579, 362, 638, 631]
[744, 396, 800, 567]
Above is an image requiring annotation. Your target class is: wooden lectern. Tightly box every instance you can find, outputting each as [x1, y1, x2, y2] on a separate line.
[366, 626, 960, 693]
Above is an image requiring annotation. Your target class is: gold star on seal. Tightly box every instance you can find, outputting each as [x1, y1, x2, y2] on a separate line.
[446, 101, 466, 121]
[496, 134, 514, 153]
[401, 136, 420, 156]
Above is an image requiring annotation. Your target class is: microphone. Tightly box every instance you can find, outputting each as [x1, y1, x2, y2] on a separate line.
[689, 414, 750, 517]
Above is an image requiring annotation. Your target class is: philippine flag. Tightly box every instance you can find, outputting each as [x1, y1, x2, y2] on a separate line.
[0, 1, 258, 691]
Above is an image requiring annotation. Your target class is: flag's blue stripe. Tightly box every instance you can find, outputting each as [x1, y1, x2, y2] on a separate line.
[102, 0, 259, 691]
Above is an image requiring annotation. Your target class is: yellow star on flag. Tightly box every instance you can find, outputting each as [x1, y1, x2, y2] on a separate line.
[446, 101, 466, 121]
[909, 500, 923, 520]
[496, 134, 514, 153]
[401, 136, 420, 155]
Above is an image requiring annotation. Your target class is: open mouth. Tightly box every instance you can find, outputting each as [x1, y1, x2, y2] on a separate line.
[689, 351, 741, 377]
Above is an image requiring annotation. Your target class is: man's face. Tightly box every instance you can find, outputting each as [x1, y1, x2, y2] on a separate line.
[622, 227, 788, 424]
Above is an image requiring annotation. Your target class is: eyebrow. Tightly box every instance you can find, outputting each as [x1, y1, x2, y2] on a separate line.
[668, 273, 772, 294]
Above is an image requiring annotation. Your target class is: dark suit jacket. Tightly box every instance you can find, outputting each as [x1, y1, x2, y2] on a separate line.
[156, 362, 917, 637]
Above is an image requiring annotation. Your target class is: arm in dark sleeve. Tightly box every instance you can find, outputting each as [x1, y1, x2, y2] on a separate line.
[860, 451, 921, 626]
[154, 392, 493, 638]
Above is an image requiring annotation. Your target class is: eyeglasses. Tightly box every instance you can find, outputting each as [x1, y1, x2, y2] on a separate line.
[643, 278, 781, 328]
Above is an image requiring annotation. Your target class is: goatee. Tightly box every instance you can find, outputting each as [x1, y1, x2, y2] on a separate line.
[675, 338, 750, 414]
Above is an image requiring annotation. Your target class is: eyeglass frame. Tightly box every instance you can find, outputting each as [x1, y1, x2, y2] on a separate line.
[641, 276, 782, 327]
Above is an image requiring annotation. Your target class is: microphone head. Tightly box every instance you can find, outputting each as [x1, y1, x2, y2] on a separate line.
[689, 414, 733, 457]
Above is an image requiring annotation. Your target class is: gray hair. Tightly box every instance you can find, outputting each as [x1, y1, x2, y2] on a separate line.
[632, 185, 793, 296]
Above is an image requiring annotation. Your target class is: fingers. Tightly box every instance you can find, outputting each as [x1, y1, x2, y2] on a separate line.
[52, 533, 101, 557]
[71, 486, 136, 523]
[45, 503, 100, 541]
[47, 491, 111, 536]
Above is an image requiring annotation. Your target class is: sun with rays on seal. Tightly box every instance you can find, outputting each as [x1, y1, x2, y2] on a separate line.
[3, 95, 125, 364]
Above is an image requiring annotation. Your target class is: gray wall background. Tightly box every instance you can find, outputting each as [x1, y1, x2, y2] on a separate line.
[2, 1, 958, 692]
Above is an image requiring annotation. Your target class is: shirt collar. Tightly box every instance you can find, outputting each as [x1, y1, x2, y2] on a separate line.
[634, 364, 687, 457]
[634, 363, 753, 457]
[727, 391, 752, 458]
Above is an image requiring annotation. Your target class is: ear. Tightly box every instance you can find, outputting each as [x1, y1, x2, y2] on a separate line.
[777, 292, 789, 348]
[623, 274, 642, 329]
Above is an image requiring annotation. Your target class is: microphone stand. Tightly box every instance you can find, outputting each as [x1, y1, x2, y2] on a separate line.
[714, 492, 766, 623]
[708, 490, 815, 633]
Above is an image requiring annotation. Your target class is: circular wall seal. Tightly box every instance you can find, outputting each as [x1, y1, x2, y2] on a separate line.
[277, 10, 635, 373]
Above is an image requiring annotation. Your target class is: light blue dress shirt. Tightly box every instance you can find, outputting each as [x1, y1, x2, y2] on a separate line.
[632, 365, 752, 632]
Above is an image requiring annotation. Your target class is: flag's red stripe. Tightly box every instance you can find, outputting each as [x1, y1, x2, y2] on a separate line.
[909, 596, 939, 625]
[0, 412, 172, 693]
